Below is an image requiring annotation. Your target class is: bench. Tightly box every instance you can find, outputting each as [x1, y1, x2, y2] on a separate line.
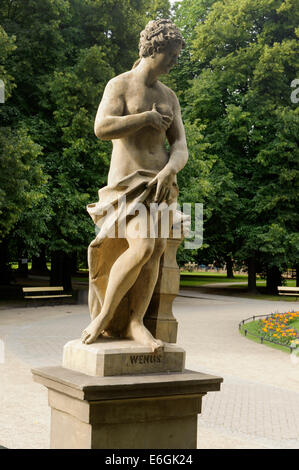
[22, 286, 72, 304]
[278, 286, 299, 297]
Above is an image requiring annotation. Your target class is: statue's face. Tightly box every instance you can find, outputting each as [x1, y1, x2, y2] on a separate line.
[151, 42, 182, 75]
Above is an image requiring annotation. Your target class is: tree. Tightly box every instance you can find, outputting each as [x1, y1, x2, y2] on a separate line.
[176, 0, 299, 292]
[43, 45, 114, 287]
[0, 126, 46, 282]
[145, 0, 171, 19]
[0, 25, 16, 102]
[0, 25, 47, 282]
[0, 128, 45, 239]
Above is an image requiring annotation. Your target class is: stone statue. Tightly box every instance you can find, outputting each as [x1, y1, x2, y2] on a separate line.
[81, 19, 188, 351]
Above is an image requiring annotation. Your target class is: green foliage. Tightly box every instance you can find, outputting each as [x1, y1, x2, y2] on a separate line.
[175, 0, 299, 274]
[144, 0, 171, 19]
[0, 127, 46, 240]
[42, 45, 115, 252]
[0, 25, 16, 100]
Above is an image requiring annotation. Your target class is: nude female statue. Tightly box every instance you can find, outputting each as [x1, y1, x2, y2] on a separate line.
[81, 19, 188, 351]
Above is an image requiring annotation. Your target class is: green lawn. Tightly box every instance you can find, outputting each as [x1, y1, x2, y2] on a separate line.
[180, 272, 296, 288]
[229, 279, 296, 288]
[180, 271, 248, 279]
[180, 273, 249, 286]
[10, 262, 51, 270]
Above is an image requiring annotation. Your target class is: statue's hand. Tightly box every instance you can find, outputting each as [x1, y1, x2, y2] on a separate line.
[147, 103, 173, 132]
[147, 167, 175, 204]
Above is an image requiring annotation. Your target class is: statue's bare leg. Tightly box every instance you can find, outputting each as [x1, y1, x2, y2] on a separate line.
[125, 238, 167, 351]
[82, 217, 155, 344]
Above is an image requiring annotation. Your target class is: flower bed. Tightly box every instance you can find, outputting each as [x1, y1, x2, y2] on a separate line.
[258, 311, 299, 347]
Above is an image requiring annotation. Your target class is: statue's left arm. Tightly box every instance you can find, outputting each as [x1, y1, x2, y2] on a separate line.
[165, 91, 188, 175]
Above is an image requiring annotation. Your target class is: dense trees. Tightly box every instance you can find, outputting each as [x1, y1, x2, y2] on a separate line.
[0, 0, 298, 293]
[0, 23, 47, 282]
[172, 0, 299, 292]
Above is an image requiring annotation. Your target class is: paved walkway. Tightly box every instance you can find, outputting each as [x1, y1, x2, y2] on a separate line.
[0, 291, 298, 449]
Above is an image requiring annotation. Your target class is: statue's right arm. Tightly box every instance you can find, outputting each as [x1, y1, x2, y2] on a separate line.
[94, 78, 150, 140]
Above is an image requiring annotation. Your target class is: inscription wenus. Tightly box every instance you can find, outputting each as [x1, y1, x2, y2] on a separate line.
[130, 354, 162, 365]
[63, 339, 185, 376]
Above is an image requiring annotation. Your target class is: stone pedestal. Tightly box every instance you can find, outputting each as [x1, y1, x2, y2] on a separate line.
[32, 366, 222, 449]
[144, 237, 182, 343]
[63, 338, 185, 376]
[31, 232, 223, 449]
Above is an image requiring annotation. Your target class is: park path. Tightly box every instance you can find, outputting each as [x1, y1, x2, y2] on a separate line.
[0, 291, 298, 449]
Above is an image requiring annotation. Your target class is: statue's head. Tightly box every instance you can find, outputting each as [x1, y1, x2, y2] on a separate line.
[138, 19, 185, 59]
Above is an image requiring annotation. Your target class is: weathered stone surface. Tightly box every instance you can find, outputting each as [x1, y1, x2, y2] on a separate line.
[32, 366, 223, 449]
[63, 338, 185, 376]
[145, 237, 182, 343]
[32, 366, 223, 401]
[81, 19, 189, 352]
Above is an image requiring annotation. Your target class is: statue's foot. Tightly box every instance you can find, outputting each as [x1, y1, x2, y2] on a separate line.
[126, 319, 164, 353]
[81, 319, 104, 344]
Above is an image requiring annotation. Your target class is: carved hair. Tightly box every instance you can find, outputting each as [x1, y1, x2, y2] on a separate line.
[132, 19, 184, 68]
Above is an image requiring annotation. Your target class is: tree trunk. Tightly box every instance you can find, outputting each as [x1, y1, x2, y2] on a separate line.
[266, 266, 281, 295]
[226, 258, 234, 279]
[18, 257, 28, 277]
[50, 251, 72, 292]
[30, 247, 49, 274]
[247, 257, 257, 292]
[71, 252, 78, 275]
[296, 265, 299, 288]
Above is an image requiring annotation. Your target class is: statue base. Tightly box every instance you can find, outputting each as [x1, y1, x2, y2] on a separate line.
[32, 366, 223, 449]
[62, 338, 185, 376]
